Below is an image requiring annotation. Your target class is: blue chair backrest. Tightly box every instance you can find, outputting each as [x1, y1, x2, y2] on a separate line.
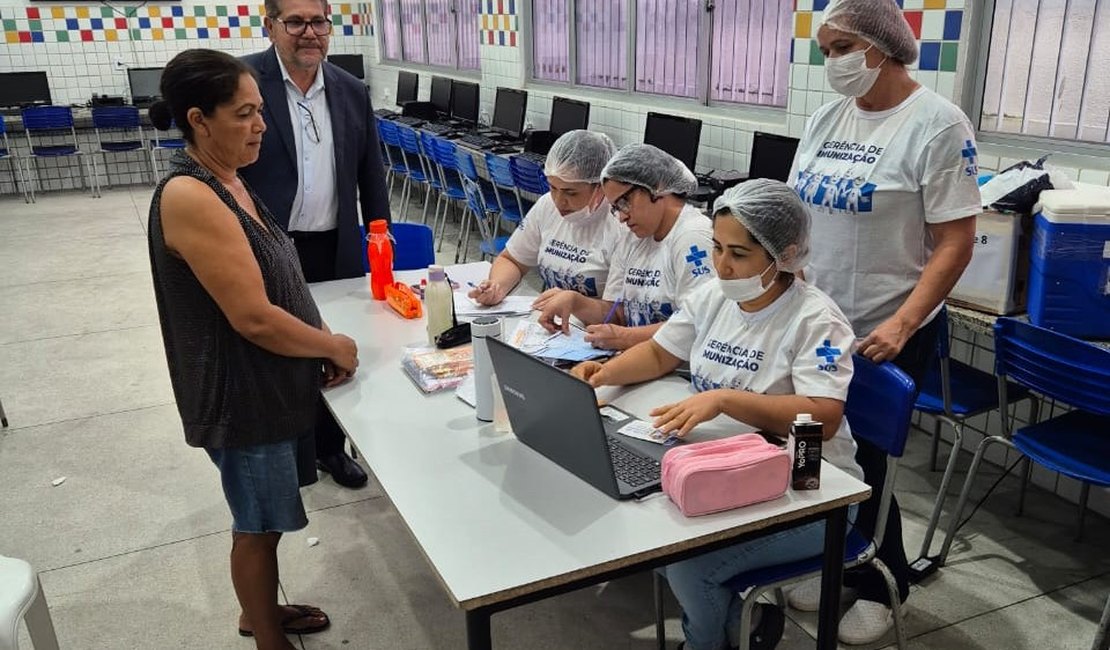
[485, 153, 515, 189]
[419, 130, 437, 160]
[431, 136, 458, 170]
[92, 106, 141, 129]
[994, 318, 1110, 416]
[397, 125, 421, 154]
[21, 106, 74, 131]
[455, 147, 480, 181]
[391, 222, 436, 271]
[510, 155, 551, 195]
[844, 354, 916, 458]
[0, 114, 7, 135]
[378, 119, 400, 147]
[461, 176, 488, 216]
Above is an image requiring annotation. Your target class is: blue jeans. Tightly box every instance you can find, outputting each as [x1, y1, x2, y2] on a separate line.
[662, 505, 858, 650]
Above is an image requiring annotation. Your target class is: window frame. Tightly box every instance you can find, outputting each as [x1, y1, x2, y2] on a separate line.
[962, 0, 1110, 158]
[375, 0, 481, 74]
[522, 0, 791, 113]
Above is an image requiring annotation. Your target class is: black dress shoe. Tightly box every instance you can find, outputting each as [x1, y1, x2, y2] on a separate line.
[316, 451, 368, 489]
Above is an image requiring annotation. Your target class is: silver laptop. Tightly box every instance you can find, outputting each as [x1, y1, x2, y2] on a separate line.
[487, 337, 674, 500]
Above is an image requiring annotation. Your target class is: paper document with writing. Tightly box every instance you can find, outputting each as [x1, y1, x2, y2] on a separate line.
[507, 321, 616, 362]
[617, 419, 680, 446]
[454, 294, 535, 317]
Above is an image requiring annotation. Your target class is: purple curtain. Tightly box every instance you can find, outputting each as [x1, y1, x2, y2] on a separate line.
[380, 0, 402, 60]
[399, 0, 427, 63]
[457, 0, 480, 70]
[709, 0, 790, 106]
[636, 0, 699, 97]
[425, 0, 454, 67]
[576, 0, 628, 89]
[532, 0, 570, 82]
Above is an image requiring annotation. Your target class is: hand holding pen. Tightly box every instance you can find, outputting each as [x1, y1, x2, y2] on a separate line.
[467, 280, 507, 306]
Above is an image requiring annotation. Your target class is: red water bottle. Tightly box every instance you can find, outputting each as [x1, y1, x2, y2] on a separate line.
[367, 219, 394, 301]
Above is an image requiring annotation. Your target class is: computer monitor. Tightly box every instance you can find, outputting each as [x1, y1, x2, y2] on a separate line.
[450, 80, 479, 124]
[643, 112, 702, 173]
[430, 76, 453, 115]
[0, 71, 52, 110]
[327, 54, 364, 79]
[127, 67, 163, 106]
[396, 70, 418, 105]
[490, 87, 527, 137]
[748, 132, 800, 183]
[549, 96, 590, 135]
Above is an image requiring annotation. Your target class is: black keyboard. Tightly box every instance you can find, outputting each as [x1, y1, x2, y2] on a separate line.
[422, 122, 455, 135]
[517, 151, 547, 166]
[458, 133, 497, 150]
[374, 108, 396, 118]
[606, 436, 662, 486]
[393, 115, 425, 127]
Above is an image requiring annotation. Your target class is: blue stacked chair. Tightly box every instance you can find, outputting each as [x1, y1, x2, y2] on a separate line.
[391, 222, 436, 271]
[0, 115, 30, 202]
[91, 106, 146, 194]
[453, 147, 501, 256]
[149, 119, 186, 182]
[510, 153, 550, 200]
[426, 135, 468, 251]
[484, 152, 527, 231]
[376, 118, 409, 201]
[21, 106, 96, 201]
[459, 176, 508, 263]
[395, 124, 434, 222]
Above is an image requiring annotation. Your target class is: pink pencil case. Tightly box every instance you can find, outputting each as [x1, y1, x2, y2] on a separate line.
[661, 433, 790, 517]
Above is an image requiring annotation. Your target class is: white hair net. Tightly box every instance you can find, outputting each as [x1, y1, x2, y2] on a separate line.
[823, 0, 919, 65]
[543, 130, 617, 184]
[601, 144, 698, 197]
[712, 179, 811, 273]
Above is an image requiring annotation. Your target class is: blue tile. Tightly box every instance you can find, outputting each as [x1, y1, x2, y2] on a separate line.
[944, 10, 962, 40]
[498, 30, 505, 45]
[66, 18, 78, 29]
[508, 0, 515, 15]
[343, 24, 353, 35]
[813, 0, 830, 10]
[31, 31, 43, 42]
[197, 27, 208, 38]
[138, 17, 150, 28]
[228, 16, 239, 26]
[171, 5, 183, 16]
[90, 17, 102, 28]
[919, 42, 941, 70]
[262, 27, 269, 37]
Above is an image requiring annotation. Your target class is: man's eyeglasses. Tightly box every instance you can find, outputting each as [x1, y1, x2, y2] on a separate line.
[276, 17, 333, 36]
[609, 185, 643, 216]
[296, 102, 320, 144]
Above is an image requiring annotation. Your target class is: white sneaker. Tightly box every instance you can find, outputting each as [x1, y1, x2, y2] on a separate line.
[837, 599, 896, 645]
[785, 577, 857, 612]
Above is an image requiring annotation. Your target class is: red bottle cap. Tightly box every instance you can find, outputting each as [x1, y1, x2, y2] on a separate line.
[369, 219, 389, 234]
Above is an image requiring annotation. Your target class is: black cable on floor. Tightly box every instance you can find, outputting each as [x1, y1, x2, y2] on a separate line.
[951, 455, 1025, 536]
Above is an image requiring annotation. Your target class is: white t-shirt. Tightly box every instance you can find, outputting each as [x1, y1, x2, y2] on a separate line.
[653, 280, 864, 480]
[504, 193, 621, 298]
[602, 205, 715, 327]
[790, 87, 982, 335]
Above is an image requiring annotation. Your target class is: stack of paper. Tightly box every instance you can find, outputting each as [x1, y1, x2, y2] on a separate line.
[508, 321, 615, 362]
[453, 294, 535, 317]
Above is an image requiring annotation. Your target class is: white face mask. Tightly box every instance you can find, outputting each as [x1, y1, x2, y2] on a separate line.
[559, 187, 602, 224]
[825, 45, 885, 98]
[718, 261, 776, 303]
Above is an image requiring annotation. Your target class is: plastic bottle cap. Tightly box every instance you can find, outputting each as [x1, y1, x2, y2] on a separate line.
[795, 413, 813, 423]
[428, 264, 445, 282]
[471, 316, 502, 338]
[369, 219, 389, 234]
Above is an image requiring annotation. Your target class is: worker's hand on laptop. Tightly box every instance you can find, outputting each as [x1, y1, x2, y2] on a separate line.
[571, 360, 607, 386]
[533, 289, 578, 334]
[468, 280, 507, 306]
[649, 390, 724, 437]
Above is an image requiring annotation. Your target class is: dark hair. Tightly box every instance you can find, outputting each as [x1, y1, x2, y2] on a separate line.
[264, 0, 328, 19]
[148, 49, 255, 144]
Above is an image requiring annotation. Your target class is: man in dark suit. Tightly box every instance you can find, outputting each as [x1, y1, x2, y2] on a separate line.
[241, 0, 390, 489]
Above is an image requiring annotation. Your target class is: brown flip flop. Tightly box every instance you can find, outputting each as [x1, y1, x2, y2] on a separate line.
[238, 604, 330, 637]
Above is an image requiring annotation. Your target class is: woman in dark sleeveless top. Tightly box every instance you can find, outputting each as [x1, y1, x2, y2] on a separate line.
[147, 49, 358, 649]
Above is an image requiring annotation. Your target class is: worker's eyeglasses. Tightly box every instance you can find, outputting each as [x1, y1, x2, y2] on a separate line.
[276, 17, 333, 36]
[296, 102, 320, 144]
[609, 186, 642, 216]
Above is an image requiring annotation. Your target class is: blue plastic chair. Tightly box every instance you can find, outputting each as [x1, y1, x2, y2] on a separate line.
[914, 309, 1037, 561]
[91, 106, 145, 194]
[452, 147, 502, 257]
[0, 115, 30, 203]
[149, 119, 186, 182]
[376, 117, 409, 200]
[510, 153, 550, 198]
[21, 106, 96, 201]
[395, 124, 433, 223]
[460, 176, 508, 263]
[938, 318, 1110, 562]
[426, 136, 468, 251]
[391, 222, 436, 271]
[484, 152, 527, 229]
[653, 355, 915, 650]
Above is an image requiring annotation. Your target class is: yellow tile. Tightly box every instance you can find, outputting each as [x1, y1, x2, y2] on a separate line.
[340, 4, 351, 14]
[5, 32, 18, 44]
[795, 12, 812, 39]
[184, 16, 196, 27]
[208, 16, 219, 27]
[148, 6, 160, 17]
[151, 27, 163, 39]
[482, 14, 490, 30]
[50, 7, 65, 19]
[105, 29, 118, 41]
[924, 0, 946, 7]
[240, 26, 252, 37]
[76, 6, 89, 18]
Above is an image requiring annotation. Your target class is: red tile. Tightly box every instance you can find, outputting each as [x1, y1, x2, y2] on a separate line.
[80, 29, 93, 41]
[509, 31, 516, 47]
[902, 11, 922, 39]
[219, 26, 231, 38]
[116, 17, 127, 29]
[162, 17, 174, 27]
[18, 31, 31, 43]
[238, 5, 250, 15]
[25, 7, 39, 19]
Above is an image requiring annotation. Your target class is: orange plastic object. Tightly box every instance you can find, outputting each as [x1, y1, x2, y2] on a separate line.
[385, 282, 423, 319]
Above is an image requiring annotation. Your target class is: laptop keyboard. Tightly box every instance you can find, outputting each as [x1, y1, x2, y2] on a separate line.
[458, 133, 497, 150]
[422, 122, 455, 135]
[606, 436, 662, 487]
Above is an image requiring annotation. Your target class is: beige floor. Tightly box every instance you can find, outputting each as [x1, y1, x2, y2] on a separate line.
[1, 184, 1108, 650]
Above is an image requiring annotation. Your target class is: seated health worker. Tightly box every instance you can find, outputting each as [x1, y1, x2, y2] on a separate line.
[534, 144, 714, 350]
[572, 180, 863, 650]
[468, 130, 621, 305]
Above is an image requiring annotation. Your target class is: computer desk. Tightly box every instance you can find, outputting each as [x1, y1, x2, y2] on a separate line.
[309, 261, 871, 650]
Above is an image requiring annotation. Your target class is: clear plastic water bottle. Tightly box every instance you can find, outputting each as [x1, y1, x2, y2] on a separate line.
[470, 316, 502, 422]
[425, 265, 453, 345]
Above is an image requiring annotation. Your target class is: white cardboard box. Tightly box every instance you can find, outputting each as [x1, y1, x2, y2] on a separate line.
[949, 210, 1031, 315]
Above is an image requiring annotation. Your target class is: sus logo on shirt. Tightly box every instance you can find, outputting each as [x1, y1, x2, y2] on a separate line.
[815, 339, 842, 372]
[685, 245, 711, 277]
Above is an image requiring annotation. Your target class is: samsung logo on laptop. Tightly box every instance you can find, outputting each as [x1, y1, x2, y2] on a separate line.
[501, 383, 526, 401]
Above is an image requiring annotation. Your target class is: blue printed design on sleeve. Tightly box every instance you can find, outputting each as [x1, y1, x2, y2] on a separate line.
[961, 140, 979, 178]
[685, 245, 712, 277]
[815, 339, 842, 372]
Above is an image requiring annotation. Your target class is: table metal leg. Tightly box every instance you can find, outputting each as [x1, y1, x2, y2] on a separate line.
[817, 506, 848, 650]
[466, 608, 493, 650]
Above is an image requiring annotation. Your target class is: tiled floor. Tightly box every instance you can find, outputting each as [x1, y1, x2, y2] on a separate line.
[1, 185, 1108, 650]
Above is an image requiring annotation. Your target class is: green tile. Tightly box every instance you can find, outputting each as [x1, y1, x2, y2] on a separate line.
[175, 27, 185, 39]
[101, 6, 114, 18]
[940, 42, 959, 72]
[332, 14, 343, 25]
[216, 6, 228, 16]
[130, 28, 142, 40]
[809, 39, 824, 66]
[249, 15, 261, 26]
[55, 29, 68, 42]
[28, 19, 41, 30]
[194, 5, 207, 16]
[2, 19, 16, 31]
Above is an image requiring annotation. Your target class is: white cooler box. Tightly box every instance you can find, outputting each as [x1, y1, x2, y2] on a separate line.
[949, 210, 1031, 315]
